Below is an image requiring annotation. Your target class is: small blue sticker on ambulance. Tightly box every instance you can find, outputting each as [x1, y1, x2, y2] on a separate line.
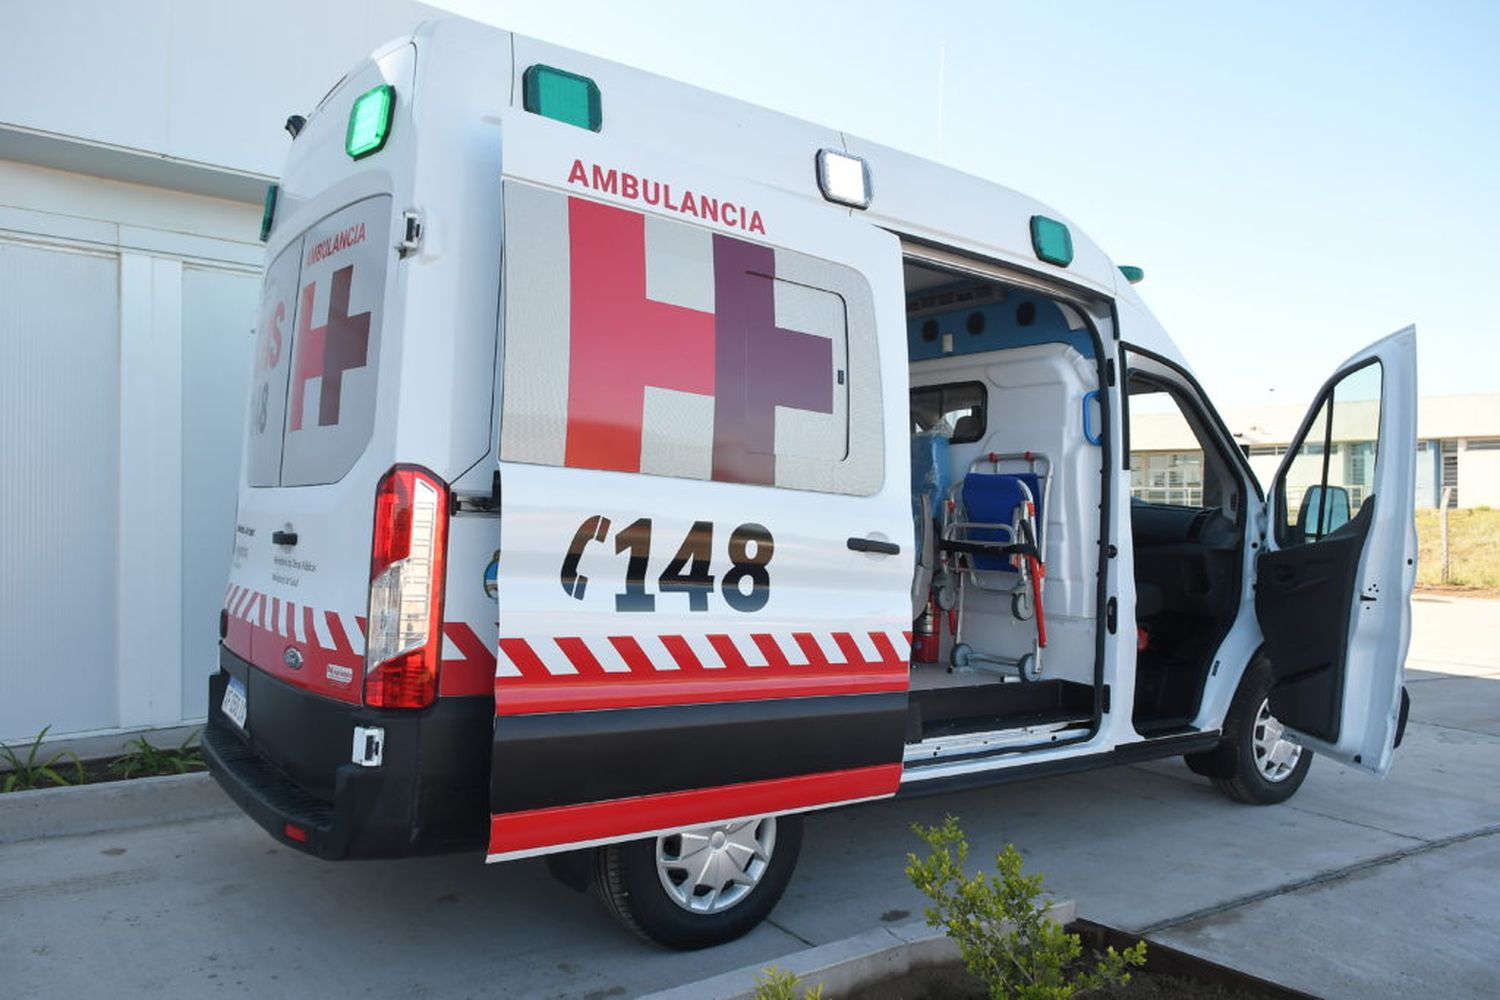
[484, 551, 500, 599]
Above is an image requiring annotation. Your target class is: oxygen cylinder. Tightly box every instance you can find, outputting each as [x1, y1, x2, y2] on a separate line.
[914, 591, 940, 664]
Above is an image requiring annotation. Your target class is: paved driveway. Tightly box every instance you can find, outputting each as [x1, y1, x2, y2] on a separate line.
[3, 596, 1497, 998]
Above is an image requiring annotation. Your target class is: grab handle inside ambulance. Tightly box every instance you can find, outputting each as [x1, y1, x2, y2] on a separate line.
[1082, 390, 1102, 446]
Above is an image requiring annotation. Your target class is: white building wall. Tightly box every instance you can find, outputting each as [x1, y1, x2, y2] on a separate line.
[1, 0, 438, 179]
[0, 164, 262, 743]
[1247, 454, 1280, 495]
[1458, 443, 1500, 509]
[1, 0, 436, 746]
[180, 267, 259, 715]
[0, 239, 122, 738]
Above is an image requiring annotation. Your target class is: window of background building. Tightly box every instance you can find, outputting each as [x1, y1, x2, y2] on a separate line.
[1442, 440, 1459, 507]
[1126, 377, 1235, 511]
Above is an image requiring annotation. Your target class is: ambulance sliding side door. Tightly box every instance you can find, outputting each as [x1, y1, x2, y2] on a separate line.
[485, 151, 912, 861]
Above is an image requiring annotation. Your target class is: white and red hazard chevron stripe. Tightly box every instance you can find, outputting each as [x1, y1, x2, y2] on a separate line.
[224, 585, 908, 713]
[222, 584, 496, 702]
[495, 628, 912, 715]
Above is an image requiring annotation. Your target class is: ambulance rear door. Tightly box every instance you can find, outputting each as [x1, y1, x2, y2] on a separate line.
[486, 126, 912, 860]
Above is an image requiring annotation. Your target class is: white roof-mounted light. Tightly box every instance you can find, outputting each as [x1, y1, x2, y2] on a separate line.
[816, 148, 872, 210]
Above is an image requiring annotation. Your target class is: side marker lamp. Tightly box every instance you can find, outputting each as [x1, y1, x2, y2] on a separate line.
[259, 184, 278, 243]
[816, 149, 872, 210]
[1030, 215, 1074, 267]
[1119, 265, 1145, 284]
[346, 84, 395, 160]
[523, 65, 602, 132]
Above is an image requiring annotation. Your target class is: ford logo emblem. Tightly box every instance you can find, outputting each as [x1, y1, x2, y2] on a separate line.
[283, 646, 304, 670]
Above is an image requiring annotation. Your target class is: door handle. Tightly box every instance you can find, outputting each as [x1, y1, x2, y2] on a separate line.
[848, 536, 900, 555]
[272, 530, 298, 547]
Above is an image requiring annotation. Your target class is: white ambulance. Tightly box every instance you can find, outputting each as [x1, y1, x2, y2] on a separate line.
[206, 18, 1418, 949]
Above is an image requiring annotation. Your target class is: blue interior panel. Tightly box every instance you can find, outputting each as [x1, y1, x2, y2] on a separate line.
[907, 285, 1094, 361]
[911, 432, 951, 517]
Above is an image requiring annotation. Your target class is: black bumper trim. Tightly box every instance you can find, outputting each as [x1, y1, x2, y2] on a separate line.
[206, 644, 492, 860]
[492, 691, 907, 814]
[203, 720, 341, 853]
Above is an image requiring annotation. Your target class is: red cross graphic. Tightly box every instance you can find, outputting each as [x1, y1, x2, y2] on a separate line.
[565, 199, 715, 472]
[290, 265, 371, 431]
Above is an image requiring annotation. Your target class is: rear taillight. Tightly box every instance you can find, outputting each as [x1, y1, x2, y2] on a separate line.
[364, 465, 449, 709]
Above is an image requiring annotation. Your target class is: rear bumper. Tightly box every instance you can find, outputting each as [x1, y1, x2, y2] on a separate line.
[205, 644, 492, 859]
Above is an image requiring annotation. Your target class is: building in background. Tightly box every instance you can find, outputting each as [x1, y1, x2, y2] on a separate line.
[0, 0, 435, 747]
[1130, 392, 1500, 510]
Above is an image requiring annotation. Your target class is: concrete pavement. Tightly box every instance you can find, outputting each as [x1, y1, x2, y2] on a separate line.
[2, 595, 1497, 998]
[1137, 594, 1500, 997]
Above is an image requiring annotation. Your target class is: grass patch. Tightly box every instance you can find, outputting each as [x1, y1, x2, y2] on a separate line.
[1416, 508, 1500, 590]
[1, 726, 84, 792]
[1, 729, 203, 793]
[109, 731, 204, 779]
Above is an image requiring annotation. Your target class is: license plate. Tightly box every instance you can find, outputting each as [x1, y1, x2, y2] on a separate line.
[222, 676, 248, 732]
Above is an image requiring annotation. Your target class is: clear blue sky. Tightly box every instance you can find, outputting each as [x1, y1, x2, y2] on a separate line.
[438, 0, 1497, 408]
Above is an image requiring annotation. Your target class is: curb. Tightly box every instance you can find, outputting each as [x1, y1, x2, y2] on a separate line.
[0, 771, 235, 845]
[639, 900, 1075, 1000]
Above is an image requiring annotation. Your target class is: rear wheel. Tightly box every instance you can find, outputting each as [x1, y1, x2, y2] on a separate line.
[595, 814, 802, 949]
[1190, 658, 1313, 804]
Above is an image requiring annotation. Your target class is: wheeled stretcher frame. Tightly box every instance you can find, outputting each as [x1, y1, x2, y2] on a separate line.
[935, 451, 1051, 681]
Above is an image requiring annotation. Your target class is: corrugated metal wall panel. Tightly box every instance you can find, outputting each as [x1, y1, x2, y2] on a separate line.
[179, 266, 257, 715]
[0, 240, 120, 742]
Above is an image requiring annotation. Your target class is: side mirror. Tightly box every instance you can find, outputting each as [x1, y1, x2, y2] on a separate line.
[1297, 484, 1352, 541]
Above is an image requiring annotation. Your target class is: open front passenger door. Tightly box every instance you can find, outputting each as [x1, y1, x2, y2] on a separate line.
[1255, 327, 1417, 776]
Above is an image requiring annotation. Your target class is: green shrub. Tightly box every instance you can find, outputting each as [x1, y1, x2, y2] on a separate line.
[906, 815, 1146, 1000]
[1, 726, 84, 792]
[109, 729, 204, 779]
[751, 966, 825, 1000]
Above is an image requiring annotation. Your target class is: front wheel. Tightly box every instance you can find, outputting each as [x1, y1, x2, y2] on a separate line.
[595, 814, 802, 949]
[1189, 658, 1313, 805]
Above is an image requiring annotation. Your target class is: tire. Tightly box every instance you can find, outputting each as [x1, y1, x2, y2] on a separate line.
[595, 814, 803, 950]
[1200, 658, 1313, 805]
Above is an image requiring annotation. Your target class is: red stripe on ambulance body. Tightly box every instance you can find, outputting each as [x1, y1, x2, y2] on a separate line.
[487, 763, 901, 860]
[607, 635, 658, 673]
[707, 633, 750, 670]
[659, 634, 703, 671]
[439, 622, 501, 697]
[494, 630, 910, 715]
[221, 588, 493, 703]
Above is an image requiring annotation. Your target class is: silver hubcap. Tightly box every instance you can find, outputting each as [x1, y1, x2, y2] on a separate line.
[656, 817, 776, 914]
[1253, 698, 1304, 782]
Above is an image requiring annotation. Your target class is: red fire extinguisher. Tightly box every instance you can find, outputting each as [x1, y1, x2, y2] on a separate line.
[914, 591, 940, 664]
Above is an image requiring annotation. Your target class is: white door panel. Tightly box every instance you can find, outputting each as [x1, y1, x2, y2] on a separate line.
[1257, 326, 1417, 775]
